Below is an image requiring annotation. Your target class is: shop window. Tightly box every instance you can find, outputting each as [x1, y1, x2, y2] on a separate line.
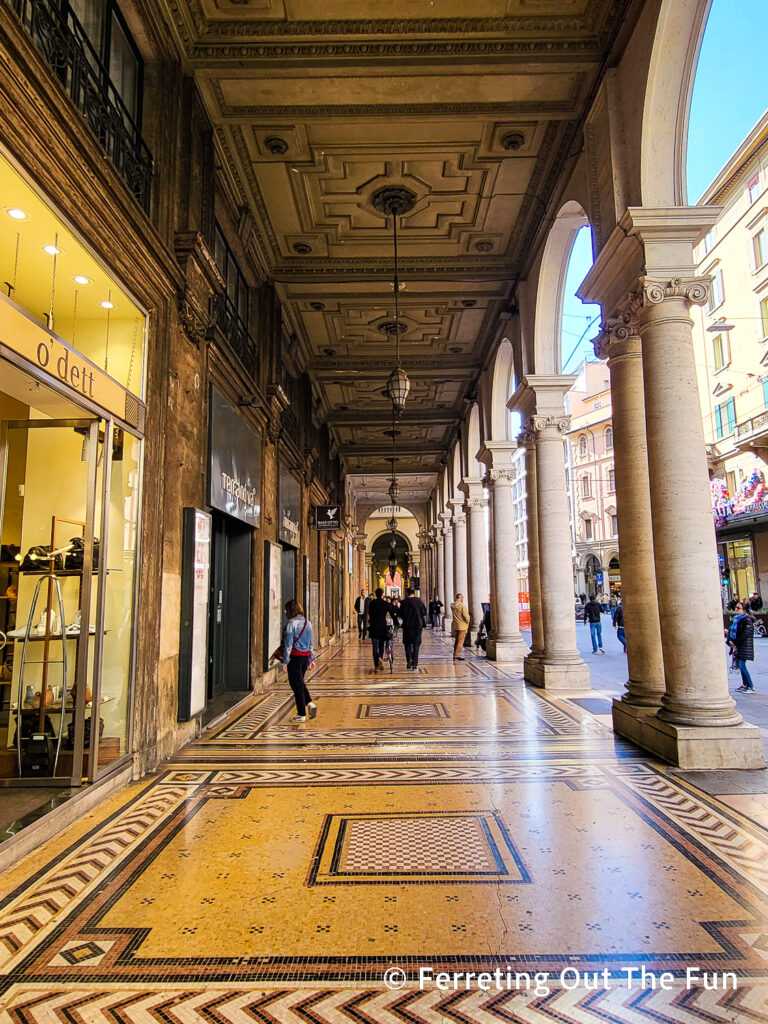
[753, 228, 768, 271]
[581, 474, 591, 499]
[712, 332, 730, 370]
[748, 172, 762, 205]
[604, 426, 613, 451]
[578, 435, 587, 457]
[715, 397, 736, 439]
[704, 270, 725, 315]
[584, 519, 593, 541]
[760, 297, 768, 341]
[607, 469, 616, 492]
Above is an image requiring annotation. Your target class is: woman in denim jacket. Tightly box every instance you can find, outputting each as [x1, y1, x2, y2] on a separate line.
[281, 599, 317, 722]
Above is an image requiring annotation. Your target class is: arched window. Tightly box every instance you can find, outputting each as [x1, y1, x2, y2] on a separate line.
[578, 435, 587, 457]
[604, 426, 613, 451]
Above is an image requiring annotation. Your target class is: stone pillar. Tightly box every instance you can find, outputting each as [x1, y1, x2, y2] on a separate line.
[440, 511, 454, 632]
[520, 432, 545, 671]
[435, 525, 445, 621]
[593, 323, 665, 715]
[451, 502, 469, 607]
[483, 444, 529, 662]
[519, 378, 589, 689]
[462, 480, 490, 633]
[634, 276, 762, 765]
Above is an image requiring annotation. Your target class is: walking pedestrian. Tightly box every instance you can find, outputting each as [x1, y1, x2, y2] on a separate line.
[450, 593, 471, 661]
[354, 589, 367, 639]
[583, 594, 605, 654]
[429, 595, 443, 629]
[613, 599, 626, 653]
[367, 587, 392, 673]
[400, 587, 428, 669]
[280, 599, 317, 722]
[730, 601, 756, 692]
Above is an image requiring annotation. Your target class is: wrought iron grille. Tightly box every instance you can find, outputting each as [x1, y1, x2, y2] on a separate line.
[213, 292, 259, 382]
[12, 0, 153, 211]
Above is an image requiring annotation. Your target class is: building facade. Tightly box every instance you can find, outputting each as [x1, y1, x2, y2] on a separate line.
[692, 112, 768, 606]
[565, 361, 620, 600]
[0, 0, 354, 810]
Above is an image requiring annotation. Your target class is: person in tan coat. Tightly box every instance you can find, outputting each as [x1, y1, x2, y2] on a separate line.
[450, 593, 471, 661]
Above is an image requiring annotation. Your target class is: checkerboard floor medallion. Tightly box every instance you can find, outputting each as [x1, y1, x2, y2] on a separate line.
[1, 631, 768, 1023]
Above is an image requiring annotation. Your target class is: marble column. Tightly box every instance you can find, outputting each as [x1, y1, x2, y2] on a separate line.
[462, 480, 490, 633]
[520, 432, 545, 672]
[451, 501, 469, 607]
[440, 511, 454, 632]
[634, 276, 762, 765]
[435, 525, 445, 622]
[483, 444, 529, 662]
[520, 379, 589, 689]
[594, 323, 665, 716]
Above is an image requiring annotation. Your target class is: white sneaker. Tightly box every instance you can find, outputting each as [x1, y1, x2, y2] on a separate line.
[290, 715, 307, 723]
[307, 703, 317, 719]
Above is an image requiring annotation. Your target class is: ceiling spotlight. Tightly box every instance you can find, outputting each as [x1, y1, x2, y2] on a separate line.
[99, 300, 115, 309]
[43, 244, 61, 255]
[73, 275, 91, 285]
[7, 208, 27, 220]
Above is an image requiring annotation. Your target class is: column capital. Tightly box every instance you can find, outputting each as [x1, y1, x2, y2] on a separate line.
[478, 441, 517, 472]
[487, 466, 515, 482]
[452, 511, 467, 527]
[593, 316, 642, 362]
[527, 413, 571, 436]
[637, 275, 710, 308]
[509, 375, 577, 420]
[459, 476, 485, 501]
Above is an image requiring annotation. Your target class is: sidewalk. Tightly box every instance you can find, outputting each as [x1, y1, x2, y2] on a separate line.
[523, 612, 768, 750]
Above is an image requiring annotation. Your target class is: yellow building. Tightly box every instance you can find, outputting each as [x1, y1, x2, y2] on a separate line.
[692, 112, 768, 605]
[565, 361, 620, 600]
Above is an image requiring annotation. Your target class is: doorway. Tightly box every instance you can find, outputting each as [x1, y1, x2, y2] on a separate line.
[207, 512, 252, 708]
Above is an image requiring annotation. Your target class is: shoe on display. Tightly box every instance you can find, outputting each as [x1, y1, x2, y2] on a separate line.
[290, 715, 307, 723]
[307, 703, 317, 719]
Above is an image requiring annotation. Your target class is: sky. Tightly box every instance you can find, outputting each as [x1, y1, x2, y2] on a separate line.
[561, 0, 768, 371]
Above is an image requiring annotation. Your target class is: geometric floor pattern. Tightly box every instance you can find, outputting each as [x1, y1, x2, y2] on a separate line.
[1, 631, 768, 1022]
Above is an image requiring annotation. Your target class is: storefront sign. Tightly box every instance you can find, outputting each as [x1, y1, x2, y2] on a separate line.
[0, 290, 141, 426]
[178, 508, 211, 721]
[263, 540, 283, 671]
[279, 463, 301, 547]
[209, 387, 261, 527]
[314, 504, 341, 530]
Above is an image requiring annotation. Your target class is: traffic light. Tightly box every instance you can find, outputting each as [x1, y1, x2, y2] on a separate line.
[722, 567, 731, 586]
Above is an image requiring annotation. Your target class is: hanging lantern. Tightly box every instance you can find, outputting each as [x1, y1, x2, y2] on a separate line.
[386, 366, 411, 413]
[386, 517, 398, 533]
[388, 553, 398, 576]
[388, 478, 401, 504]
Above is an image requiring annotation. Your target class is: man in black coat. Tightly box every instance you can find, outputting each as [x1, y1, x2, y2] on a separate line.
[583, 595, 605, 654]
[354, 589, 368, 639]
[400, 588, 428, 669]
[367, 588, 392, 672]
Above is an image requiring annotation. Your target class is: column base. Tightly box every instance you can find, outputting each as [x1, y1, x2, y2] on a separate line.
[524, 657, 591, 690]
[612, 700, 765, 769]
[442, 615, 452, 633]
[486, 635, 529, 662]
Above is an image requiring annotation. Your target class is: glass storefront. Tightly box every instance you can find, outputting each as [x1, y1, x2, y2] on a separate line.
[724, 538, 756, 603]
[0, 148, 146, 797]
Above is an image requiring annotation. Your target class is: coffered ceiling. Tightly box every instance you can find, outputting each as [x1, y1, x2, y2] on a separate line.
[164, 0, 636, 489]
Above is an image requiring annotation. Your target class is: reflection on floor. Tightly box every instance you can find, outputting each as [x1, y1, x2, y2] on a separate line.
[1, 630, 768, 1022]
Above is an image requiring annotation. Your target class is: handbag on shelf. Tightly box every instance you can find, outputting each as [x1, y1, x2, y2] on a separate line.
[18, 546, 64, 572]
[64, 537, 100, 571]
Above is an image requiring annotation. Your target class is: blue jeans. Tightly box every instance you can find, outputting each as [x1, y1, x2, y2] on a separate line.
[738, 659, 755, 689]
[371, 638, 385, 666]
[616, 626, 626, 650]
[589, 621, 603, 652]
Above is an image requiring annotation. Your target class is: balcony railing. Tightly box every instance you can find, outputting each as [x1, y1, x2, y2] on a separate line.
[735, 409, 768, 440]
[213, 292, 259, 382]
[13, 0, 153, 211]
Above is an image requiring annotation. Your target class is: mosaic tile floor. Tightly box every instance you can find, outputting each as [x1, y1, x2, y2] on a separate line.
[1, 630, 768, 1022]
